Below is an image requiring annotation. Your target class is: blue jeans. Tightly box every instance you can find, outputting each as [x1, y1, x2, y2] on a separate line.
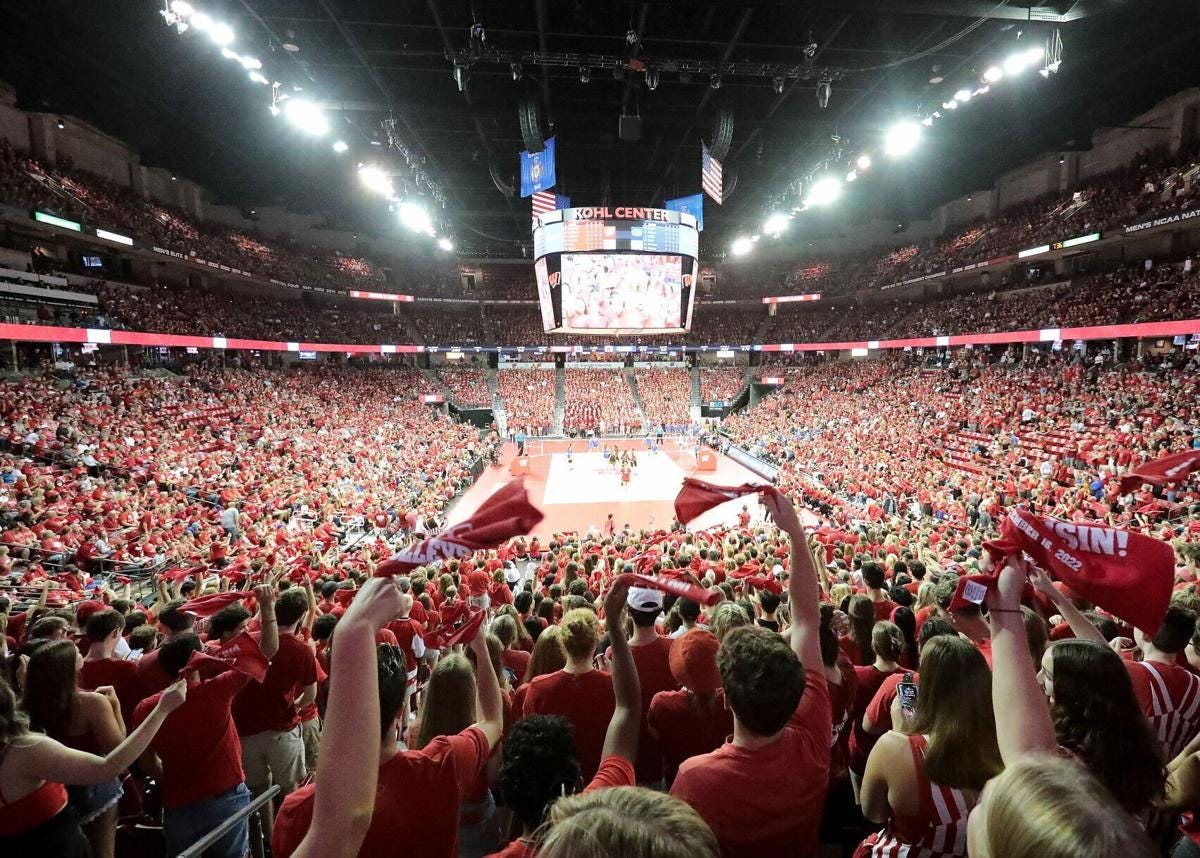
[163, 782, 250, 858]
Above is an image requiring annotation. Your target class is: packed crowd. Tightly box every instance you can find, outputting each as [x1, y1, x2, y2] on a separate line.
[633, 367, 694, 431]
[561, 370, 641, 435]
[439, 368, 492, 407]
[699, 368, 747, 404]
[496, 370, 557, 437]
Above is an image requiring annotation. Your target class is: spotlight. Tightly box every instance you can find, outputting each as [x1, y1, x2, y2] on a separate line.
[856, 154, 871, 170]
[269, 104, 281, 116]
[437, 237, 454, 252]
[510, 62, 522, 81]
[175, 21, 189, 34]
[332, 140, 349, 153]
[453, 63, 468, 92]
[191, 11, 212, 30]
[731, 236, 754, 256]
[710, 73, 722, 90]
[816, 76, 831, 109]
[283, 99, 329, 136]
[805, 176, 842, 206]
[763, 212, 789, 235]
[209, 22, 235, 46]
[772, 76, 784, 95]
[56, 119, 65, 129]
[1024, 45, 1045, 63]
[846, 170, 857, 182]
[171, 0, 194, 16]
[942, 100, 958, 110]
[240, 56, 262, 70]
[1003, 53, 1031, 76]
[249, 71, 269, 85]
[954, 88, 972, 103]
[399, 200, 434, 235]
[220, 47, 239, 60]
[645, 68, 659, 91]
[982, 66, 1003, 83]
[358, 165, 393, 195]
[921, 116, 935, 127]
[579, 66, 590, 84]
[884, 121, 921, 158]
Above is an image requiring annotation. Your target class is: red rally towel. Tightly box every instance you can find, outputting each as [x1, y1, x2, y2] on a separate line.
[375, 478, 544, 577]
[673, 478, 770, 525]
[183, 631, 270, 682]
[619, 572, 720, 607]
[1118, 449, 1200, 495]
[180, 591, 246, 619]
[440, 610, 486, 649]
[978, 507, 1174, 635]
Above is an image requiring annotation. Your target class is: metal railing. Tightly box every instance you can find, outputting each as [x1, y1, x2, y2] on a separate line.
[176, 785, 279, 858]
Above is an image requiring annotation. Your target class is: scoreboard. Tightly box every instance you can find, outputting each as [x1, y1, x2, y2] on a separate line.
[532, 206, 700, 336]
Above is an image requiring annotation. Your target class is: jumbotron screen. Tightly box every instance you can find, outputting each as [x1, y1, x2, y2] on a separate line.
[533, 206, 699, 335]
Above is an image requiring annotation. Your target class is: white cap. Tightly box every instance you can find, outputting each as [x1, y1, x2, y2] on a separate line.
[772, 564, 785, 578]
[627, 586, 664, 612]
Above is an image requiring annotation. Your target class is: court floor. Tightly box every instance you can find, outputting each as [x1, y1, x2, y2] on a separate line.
[446, 439, 769, 539]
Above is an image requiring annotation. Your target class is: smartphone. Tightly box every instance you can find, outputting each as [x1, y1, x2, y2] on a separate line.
[897, 673, 918, 720]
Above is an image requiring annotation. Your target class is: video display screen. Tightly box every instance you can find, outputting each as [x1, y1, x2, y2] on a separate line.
[560, 253, 682, 330]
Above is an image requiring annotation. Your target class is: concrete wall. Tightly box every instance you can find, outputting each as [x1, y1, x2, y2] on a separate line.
[48, 116, 138, 186]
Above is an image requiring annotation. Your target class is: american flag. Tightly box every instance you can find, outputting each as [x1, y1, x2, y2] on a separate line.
[531, 190, 557, 217]
[701, 142, 723, 205]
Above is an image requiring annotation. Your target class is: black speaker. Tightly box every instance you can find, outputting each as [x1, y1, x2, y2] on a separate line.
[619, 114, 642, 142]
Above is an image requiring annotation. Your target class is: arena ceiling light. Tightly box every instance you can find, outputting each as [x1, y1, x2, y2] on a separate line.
[437, 237, 455, 252]
[283, 99, 329, 136]
[170, 0, 194, 15]
[248, 71, 269, 85]
[884, 121, 921, 158]
[357, 165, 393, 196]
[845, 170, 857, 182]
[332, 140, 349, 153]
[730, 236, 754, 256]
[190, 11, 212, 30]
[398, 200, 434, 235]
[954, 88, 973, 103]
[762, 212, 789, 235]
[208, 21, 235, 46]
[982, 66, 1004, 84]
[805, 176, 842, 206]
[855, 154, 871, 171]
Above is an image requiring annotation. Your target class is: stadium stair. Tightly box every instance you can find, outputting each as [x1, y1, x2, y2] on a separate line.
[486, 367, 499, 410]
[398, 308, 426, 346]
[625, 366, 651, 433]
[690, 365, 702, 410]
[554, 366, 565, 435]
[425, 368, 453, 402]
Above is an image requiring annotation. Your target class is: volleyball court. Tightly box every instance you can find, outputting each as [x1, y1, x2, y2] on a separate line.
[449, 437, 768, 539]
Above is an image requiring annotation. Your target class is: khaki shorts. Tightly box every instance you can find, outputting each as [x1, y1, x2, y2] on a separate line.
[300, 718, 321, 776]
[240, 726, 306, 798]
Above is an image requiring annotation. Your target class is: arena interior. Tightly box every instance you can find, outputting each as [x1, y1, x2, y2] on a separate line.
[2, 1, 1200, 857]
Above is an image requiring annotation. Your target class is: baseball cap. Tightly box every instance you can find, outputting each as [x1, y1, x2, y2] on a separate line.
[504, 563, 521, 585]
[669, 629, 722, 694]
[627, 586, 664, 612]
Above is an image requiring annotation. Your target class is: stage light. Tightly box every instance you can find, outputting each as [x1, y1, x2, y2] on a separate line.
[942, 100, 957, 110]
[248, 71, 269, 85]
[954, 88, 972, 103]
[453, 62, 468, 91]
[240, 56, 262, 70]
[269, 104, 281, 116]
[358, 165, 393, 196]
[510, 62, 522, 81]
[1003, 53, 1031, 76]
[191, 11, 212, 30]
[171, 1, 194, 16]
[730, 236, 754, 256]
[921, 116, 935, 127]
[710, 73, 722, 90]
[816, 76, 831, 109]
[982, 65, 1003, 83]
[220, 47, 239, 60]
[846, 170, 857, 182]
[332, 140, 349, 153]
[645, 68, 659, 91]
[805, 176, 842, 206]
[1024, 45, 1045, 63]
[437, 237, 454, 251]
[399, 200, 434, 235]
[763, 212, 789, 235]
[283, 99, 329, 136]
[209, 22, 235, 46]
[772, 76, 784, 95]
[579, 66, 590, 84]
[884, 121, 921, 158]
[856, 154, 871, 170]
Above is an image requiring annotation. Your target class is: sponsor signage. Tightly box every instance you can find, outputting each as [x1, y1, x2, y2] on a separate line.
[1125, 206, 1200, 235]
[762, 293, 823, 304]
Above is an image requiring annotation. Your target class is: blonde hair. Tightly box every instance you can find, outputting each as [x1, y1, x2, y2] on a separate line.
[830, 583, 852, 609]
[982, 757, 1156, 858]
[538, 786, 718, 858]
[560, 608, 599, 660]
[915, 581, 937, 612]
[411, 654, 476, 750]
[708, 601, 750, 643]
[524, 626, 567, 684]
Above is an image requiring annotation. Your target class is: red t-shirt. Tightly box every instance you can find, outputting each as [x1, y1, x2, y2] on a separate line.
[79, 657, 142, 725]
[133, 669, 250, 809]
[863, 670, 920, 736]
[272, 726, 489, 858]
[500, 648, 531, 682]
[647, 689, 734, 786]
[627, 636, 681, 782]
[233, 633, 318, 736]
[523, 669, 616, 781]
[670, 669, 831, 858]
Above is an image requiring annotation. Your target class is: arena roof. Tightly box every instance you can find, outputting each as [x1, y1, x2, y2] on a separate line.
[1, 1, 1197, 253]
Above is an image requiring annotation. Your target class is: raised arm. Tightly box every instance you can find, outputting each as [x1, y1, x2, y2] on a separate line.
[255, 584, 280, 660]
[989, 558, 1059, 761]
[467, 623, 504, 751]
[291, 576, 403, 858]
[600, 576, 640, 764]
[762, 490, 821, 671]
[1029, 566, 1105, 644]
